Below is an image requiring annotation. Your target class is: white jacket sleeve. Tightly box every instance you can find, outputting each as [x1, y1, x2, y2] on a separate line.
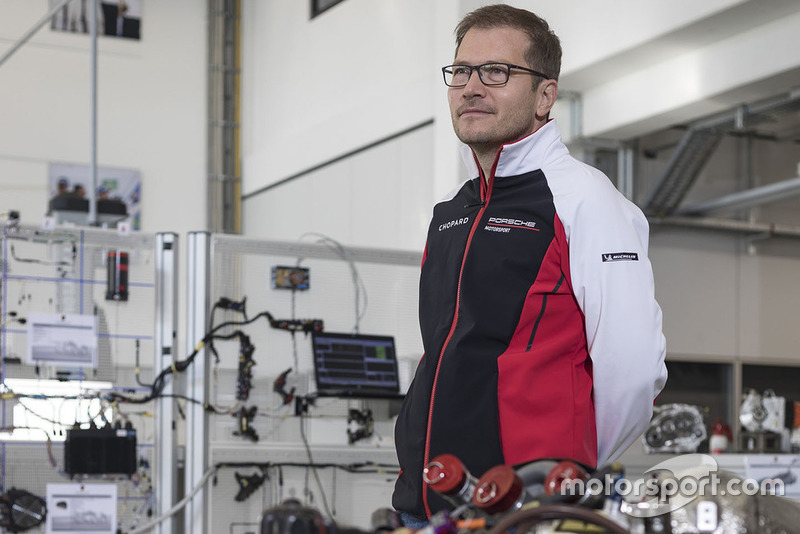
[554, 165, 668, 466]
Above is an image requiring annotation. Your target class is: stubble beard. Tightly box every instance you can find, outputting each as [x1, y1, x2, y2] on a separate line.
[453, 115, 534, 164]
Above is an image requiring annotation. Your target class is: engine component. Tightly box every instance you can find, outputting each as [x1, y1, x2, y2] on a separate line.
[544, 460, 589, 497]
[271, 266, 310, 290]
[216, 296, 247, 314]
[260, 499, 326, 534]
[643, 403, 707, 453]
[473, 464, 532, 515]
[0, 488, 46, 533]
[346, 408, 373, 444]
[259, 499, 373, 534]
[741, 389, 786, 433]
[486, 503, 630, 534]
[105, 250, 129, 301]
[423, 453, 479, 507]
[622, 468, 800, 533]
[269, 317, 324, 335]
[256, 454, 800, 534]
[273, 368, 296, 406]
[234, 470, 267, 502]
[235, 334, 255, 401]
[370, 508, 401, 532]
[64, 426, 137, 476]
[233, 405, 259, 442]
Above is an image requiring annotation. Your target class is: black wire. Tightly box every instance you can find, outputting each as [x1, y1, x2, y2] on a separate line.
[109, 310, 278, 405]
[9, 243, 73, 266]
[158, 394, 207, 407]
[299, 414, 334, 521]
[134, 339, 151, 388]
[215, 460, 399, 475]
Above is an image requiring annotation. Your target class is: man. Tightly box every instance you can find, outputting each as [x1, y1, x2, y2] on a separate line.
[392, 4, 668, 523]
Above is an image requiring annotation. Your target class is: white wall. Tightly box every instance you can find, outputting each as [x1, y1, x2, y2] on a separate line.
[0, 0, 207, 235]
[241, 0, 436, 195]
[515, 0, 800, 139]
[242, 124, 434, 251]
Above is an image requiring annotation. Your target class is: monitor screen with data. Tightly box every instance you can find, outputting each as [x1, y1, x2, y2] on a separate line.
[311, 332, 402, 399]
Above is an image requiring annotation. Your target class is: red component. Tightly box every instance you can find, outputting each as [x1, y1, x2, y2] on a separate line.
[544, 460, 589, 496]
[473, 464, 524, 515]
[423, 454, 467, 495]
[106, 251, 129, 301]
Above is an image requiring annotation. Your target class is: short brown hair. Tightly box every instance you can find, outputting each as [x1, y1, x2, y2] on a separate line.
[455, 4, 561, 81]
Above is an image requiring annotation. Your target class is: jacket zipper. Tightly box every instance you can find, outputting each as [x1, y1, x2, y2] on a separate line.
[421, 154, 498, 517]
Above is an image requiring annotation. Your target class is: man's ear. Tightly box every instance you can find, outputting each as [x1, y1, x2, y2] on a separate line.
[536, 80, 559, 119]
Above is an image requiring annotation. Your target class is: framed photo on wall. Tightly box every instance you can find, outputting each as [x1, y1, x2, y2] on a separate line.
[50, 0, 141, 40]
[48, 162, 142, 230]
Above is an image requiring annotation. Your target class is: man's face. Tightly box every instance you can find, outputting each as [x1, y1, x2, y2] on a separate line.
[448, 27, 551, 155]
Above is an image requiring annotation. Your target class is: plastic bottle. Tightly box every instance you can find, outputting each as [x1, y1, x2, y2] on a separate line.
[710, 418, 729, 454]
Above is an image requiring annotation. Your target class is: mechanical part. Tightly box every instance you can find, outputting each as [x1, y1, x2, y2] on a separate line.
[423, 453, 479, 507]
[233, 405, 258, 442]
[486, 503, 630, 534]
[216, 296, 247, 314]
[643, 403, 707, 453]
[2, 210, 21, 229]
[544, 460, 589, 497]
[105, 250, 129, 301]
[294, 395, 314, 417]
[273, 368, 296, 406]
[235, 334, 255, 401]
[0, 488, 46, 533]
[346, 408, 373, 444]
[64, 426, 137, 476]
[575, 462, 626, 509]
[234, 471, 267, 502]
[370, 508, 401, 532]
[271, 266, 310, 290]
[259, 499, 327, 534]
[259, 498, 378, 534]
[269, 317, 324, 335]
[696, 500, 718, 532]
[741, 389, 786, 433]
[644, 510, 672, 534]
[473, 464, 532, 515]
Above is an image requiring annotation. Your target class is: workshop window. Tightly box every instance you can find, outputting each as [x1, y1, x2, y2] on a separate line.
[311, 0, 345, 18]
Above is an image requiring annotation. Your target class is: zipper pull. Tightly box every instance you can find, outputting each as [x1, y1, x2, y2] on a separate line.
[464, 200, 486, 209]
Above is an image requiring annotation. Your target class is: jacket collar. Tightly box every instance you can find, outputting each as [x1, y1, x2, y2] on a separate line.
[459, 119, 567, 180]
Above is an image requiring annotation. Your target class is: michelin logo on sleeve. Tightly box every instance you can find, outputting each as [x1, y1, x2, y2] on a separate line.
[602, 252, 639, 262]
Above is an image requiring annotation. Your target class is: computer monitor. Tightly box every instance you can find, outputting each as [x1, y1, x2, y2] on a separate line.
[311, 331, 403, 399]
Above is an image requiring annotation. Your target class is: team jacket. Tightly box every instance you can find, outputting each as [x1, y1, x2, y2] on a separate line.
[392, 120, 668, 519]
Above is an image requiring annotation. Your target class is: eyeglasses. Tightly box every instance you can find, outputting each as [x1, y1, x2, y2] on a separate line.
[442, 63, 550, 87]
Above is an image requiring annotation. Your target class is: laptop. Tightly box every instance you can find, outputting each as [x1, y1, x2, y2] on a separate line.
[311, 331, 403, 399]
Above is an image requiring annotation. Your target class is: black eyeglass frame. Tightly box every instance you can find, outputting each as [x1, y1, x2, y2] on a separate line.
[441, 63, 551, 87]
